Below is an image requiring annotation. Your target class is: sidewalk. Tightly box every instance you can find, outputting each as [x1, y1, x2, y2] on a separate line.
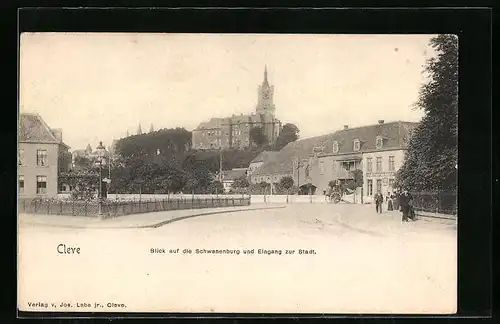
[414, 210, 457, 220]
[332, 205, 457, 236]
[18, 204, 287, 229]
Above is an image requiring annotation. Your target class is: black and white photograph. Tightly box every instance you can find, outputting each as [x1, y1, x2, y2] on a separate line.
[18, 32, 458, 314]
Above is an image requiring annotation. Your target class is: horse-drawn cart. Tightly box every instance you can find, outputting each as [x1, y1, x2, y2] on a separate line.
[325, 187, 342, 203]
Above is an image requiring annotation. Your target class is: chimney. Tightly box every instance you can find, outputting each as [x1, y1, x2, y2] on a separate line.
[378, 120, 384, 125]
[52, 128, 62, 142]
[343, 125, 349, 130]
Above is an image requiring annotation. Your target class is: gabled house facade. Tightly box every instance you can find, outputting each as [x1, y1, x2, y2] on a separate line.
[308, 120, 417, 196]
[251, 120, 417, 198]
[219, 168, 248, 193]
[18, 113, 71, 198]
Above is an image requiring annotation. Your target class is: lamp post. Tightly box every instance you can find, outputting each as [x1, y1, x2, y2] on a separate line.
[295, 159, 302, 195]
[96, 141, 106, 218]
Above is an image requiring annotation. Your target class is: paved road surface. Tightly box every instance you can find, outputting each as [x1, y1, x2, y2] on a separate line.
[18, 204, 456, 314]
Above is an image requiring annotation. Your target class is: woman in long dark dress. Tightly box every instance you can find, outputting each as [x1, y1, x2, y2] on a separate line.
[387, 192, 394, 211]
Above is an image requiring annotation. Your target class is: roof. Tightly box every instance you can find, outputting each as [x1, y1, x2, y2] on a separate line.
[252, 121, 418, 176]
[250, 150, 280, 164]
[221, 168, 247, 181]
[72, 149, 87, 156]
[253, 133, 330, 176]
[321, 121, 418, 155]
[19, 113, 70, 148]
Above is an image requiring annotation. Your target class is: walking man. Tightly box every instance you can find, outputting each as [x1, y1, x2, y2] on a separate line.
[399, 190, 413, 222]
[375, 192, 383, 213]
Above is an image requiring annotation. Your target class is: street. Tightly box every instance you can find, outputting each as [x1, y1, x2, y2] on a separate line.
[18, 203, 457, 314]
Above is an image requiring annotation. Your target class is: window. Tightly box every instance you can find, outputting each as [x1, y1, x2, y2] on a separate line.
[332, 141, 339, 153]
[367, 179, 373, 196]
[19, 149, 25, 166]
[376, 179, 382, 193]
[332, 161, 336, 172]
[376, 157, 382, 172]
[376, 137, 383, 149]
[353, 139, 360, 151]
[389, 179, 395, 189]
[389, 156, 395, 171]
[319, 161, 325, 175]
[341, 161, 355, 172]
[37, 149, 48, 166]
[18, 175, 24, 193]
[36, 176, 47, 194]
[367, 157, 373, 172]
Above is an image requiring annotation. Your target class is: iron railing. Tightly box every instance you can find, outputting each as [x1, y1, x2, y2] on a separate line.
[17, 197, 251, 218]
[409, 191, 457, 215]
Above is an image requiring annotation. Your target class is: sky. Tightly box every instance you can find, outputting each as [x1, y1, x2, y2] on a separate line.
[19, 33, 436, 150]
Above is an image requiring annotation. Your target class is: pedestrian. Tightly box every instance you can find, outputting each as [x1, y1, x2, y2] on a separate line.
[408, 194, 416, 221]
[387, 192, 394, 211]
[399, 190, 413, 222]
[375, 192, 383, 213]
[392, 191, 399, 211]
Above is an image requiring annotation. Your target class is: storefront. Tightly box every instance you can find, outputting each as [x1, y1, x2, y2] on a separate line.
[365, 171, 396, 196]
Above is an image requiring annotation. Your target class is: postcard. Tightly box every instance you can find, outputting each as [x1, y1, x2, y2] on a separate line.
[18, 32, 458, 314]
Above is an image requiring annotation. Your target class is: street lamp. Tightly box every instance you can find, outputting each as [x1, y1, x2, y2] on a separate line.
[295, 159, 302, 195]
[96, 141, 106, 218]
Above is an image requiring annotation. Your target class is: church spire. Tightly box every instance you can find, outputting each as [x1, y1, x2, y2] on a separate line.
[137, 123, 142, 135]
[149, 123, 154, 133]
[263, 65, 269, 87]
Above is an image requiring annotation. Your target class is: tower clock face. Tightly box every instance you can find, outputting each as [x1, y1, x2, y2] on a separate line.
[263, 91, 270, 99]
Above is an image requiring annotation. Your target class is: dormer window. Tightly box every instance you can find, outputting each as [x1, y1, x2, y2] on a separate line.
[313, 146, 324, 154]
[332, 141, 339, 154]
[353, 139, 360, 151]
[375, 136, 383, 149]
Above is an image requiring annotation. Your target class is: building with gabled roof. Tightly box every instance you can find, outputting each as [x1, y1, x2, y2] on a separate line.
[218, 168, 248, 193]
[192, 66, 282, 150]
[251, 120, 418, 197]
[18, 112, 71, 198]
[247, 150, 279, 179]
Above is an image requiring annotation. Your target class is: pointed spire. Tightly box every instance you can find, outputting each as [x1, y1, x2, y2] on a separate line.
[126, 129, 129, 137]
[263, 65, 269, 86]
[149, 123, 154, 133]
[137, 123, 142, 135]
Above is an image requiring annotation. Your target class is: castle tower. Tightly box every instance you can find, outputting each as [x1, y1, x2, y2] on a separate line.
[256, 65, 276, 116]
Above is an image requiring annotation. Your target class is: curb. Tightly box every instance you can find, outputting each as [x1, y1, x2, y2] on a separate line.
[415, 212, 457, 221]
[141, 206, 286, 229]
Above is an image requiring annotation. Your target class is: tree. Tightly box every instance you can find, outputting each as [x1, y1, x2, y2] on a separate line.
[278, 176, 294, 193]
[58, 150, 72, 174]
[274, 123, 300, 150]
[249, 127, 268, 147]
[395, 35, 458, 192]
[232, 176, 250, 189]
[73, 156, 93, 171]
[349, 169, 364, 203]
[209, 181, 224, 194]
[183, 178, 199, 195]
[59, 170, 99, 201]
